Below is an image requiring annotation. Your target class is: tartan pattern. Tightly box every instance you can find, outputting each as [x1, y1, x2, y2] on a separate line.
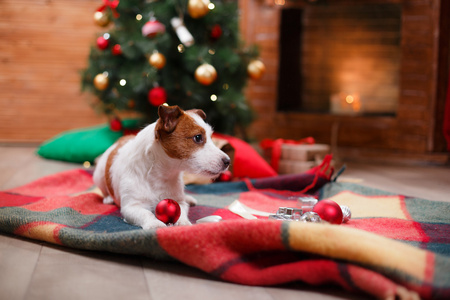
[0, 168, 449, 299]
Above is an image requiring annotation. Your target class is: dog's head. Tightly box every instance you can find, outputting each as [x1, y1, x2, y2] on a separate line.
[155, 105, 230, 177]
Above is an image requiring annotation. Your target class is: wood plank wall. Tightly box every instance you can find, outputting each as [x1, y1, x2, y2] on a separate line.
[0, 0, 104, 143]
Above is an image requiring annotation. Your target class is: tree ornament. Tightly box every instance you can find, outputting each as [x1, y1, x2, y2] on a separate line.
[312, 199, 343, 225]
[93, 72, 109, 90]
[142, 19, 166, 38]
[195, 63, 217, 86]
[269, 207, 302, 221]
[300, 211, 322, 223]
[148, 86, 167, 106]
[112, 44, 122, 55]
[155, 199, 181, 224]
[171, 17, 195, 47]
[96, 35, 110, 50]
[188, 0, 211, 19]
[247, 59, 266, 80]
[340, 205, 352, 223]
[210, 24, 222, 40]
[96, 0, 120, 18]
[148, 52, 166, 69]
[109, 117, 122, 131]
[93, 10, 110, 27]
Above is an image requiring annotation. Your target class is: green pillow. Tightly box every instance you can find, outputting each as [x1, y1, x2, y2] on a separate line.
[37, 119, 140, 164]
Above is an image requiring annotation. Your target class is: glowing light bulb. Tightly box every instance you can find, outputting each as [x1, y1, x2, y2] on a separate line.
[345, 95, 354, 104]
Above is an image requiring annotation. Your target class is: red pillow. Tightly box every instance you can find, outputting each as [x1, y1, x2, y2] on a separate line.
[213, 133, 277, 179]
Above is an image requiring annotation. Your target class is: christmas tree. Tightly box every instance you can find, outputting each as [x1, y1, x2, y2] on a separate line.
[81, 0, 265, 135]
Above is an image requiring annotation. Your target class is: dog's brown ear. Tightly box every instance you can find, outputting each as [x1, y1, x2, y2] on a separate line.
[188, 109, 206, 120]
[157, 105, 183, 134]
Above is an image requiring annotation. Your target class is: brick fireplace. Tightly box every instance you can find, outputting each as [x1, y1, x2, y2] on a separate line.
[240, 0, 450, 163]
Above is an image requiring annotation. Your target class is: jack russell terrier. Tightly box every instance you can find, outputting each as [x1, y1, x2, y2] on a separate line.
[93, 105, 231, 229]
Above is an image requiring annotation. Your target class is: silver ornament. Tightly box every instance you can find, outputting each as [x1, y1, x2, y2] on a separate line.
[269, 207, 303, 221]
[297, 197, 318, 212]
[340, 205, 352, 223]
[300, 211, 322, 223]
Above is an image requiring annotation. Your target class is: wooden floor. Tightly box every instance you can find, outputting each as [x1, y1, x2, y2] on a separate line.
[0, 146, 449, 300]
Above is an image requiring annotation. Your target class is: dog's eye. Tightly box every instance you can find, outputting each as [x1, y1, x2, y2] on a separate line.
[193, 134, 204, 144]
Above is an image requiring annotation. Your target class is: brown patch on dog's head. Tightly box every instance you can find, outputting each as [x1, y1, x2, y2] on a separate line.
[155, 105, 207, 159]
[186, 109, 206, 120]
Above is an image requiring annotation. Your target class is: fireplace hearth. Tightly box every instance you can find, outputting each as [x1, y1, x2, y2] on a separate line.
[240, 0, 450, 163]
[278, 3, 401, 116]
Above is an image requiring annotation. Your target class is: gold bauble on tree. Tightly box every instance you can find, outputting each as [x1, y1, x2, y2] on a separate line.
[188, 0, 211, 19]
[93, 11, 110, 27]
[247, 59, 266, 80]
[93, 72, 109, 90]
[148, 52, 166, 69]
[195, 63, 217, 86]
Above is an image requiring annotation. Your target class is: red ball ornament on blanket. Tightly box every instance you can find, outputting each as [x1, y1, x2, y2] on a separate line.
[312, 199, 343, 225]
[155, 199, 181, 224]
[148, 86, 167, 106]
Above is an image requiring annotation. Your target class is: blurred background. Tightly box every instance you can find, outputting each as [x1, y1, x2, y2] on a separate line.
[0, 0, 449, 165]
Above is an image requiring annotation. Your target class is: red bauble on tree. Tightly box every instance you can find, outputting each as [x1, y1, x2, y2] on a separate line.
[109, 117, 122, 132]
[210, 24, 222, 40]
[142, 20, 166, 38]
[97, 35, 110, 50]
[112, 44, 122, 55]
[148, 87, 167, 106]
[312, 199, 343, 225]
[155, 199, 181, 224]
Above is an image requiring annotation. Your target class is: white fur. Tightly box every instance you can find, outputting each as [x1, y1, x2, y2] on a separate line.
[93, 110, 230, 229]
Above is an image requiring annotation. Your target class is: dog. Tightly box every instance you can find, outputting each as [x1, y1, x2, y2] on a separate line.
[93, 105, 231, 229]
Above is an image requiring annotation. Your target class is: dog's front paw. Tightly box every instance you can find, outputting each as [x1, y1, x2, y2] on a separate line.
[175, 218, 192, 227]
[141, 219, 167, 230]
[185, 195, 197, 206]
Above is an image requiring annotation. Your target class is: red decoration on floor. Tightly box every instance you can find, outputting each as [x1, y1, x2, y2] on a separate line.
[109, 117, 122, 132]
[155, 199, 181, 224]
[313, 199, 343, 225]
[148, 87, 167, 106]
[217, 170, 233, 182]
[212, 133, 277, 179]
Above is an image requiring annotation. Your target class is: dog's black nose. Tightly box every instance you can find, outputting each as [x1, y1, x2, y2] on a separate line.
[222, 157, 231, 168]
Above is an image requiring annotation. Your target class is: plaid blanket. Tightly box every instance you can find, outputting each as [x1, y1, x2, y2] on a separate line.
[0, 167, 449, 299]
